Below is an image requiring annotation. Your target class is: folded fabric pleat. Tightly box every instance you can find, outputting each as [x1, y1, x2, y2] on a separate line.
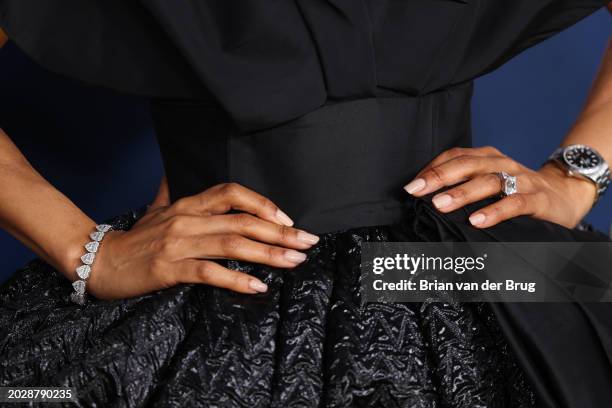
[0, 0, 607, 130]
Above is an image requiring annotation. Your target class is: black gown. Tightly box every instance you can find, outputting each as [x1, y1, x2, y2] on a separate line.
[1, 1, 612, 407]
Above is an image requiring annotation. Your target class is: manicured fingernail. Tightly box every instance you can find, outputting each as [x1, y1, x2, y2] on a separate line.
[249, 279, 268, 293]
[284, 250, 307, 263]
[404, 178, 426, 195]
[469, 213, 486, 226]
[276, 209, 294, 226]
[297, 231, 320, 245]
[432, 194, 452, 209]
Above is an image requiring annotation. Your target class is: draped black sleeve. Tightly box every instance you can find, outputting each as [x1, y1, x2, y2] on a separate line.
[0, 1, 209, 99]
[0, 0, 608, 131]
[448, 0, 612, 86]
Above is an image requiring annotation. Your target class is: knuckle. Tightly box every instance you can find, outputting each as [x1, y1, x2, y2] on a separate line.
[486, 173, 501, 186]
[429, 167, 446, 184]
[451, 187, 469, 201]
[266, 245, 283, 262]
[257, 195, 277, 214]
[502, 157, 521, 172]
[195, 194, 211, 212]
[157, 236, 178, 255]
[454, 155, 474, 168]
[171, 197, 189, 212]
[276, 224, 293, 242]
[509, 194, 528, 210]
[165, 215, 187, 235]
[219, 234, 244, 252]
[447, 147, 465, 158]
[219, 182, 242, 198]
[482, 145, 501, 155]
[234, 213, 257, 229]
[197, 262, 215, 283]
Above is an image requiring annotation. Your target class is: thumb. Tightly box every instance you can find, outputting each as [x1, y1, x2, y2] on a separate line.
[149, 176, 170, 211]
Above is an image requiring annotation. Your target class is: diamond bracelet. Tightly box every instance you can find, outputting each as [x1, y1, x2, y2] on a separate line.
[70, 224, 113, 305]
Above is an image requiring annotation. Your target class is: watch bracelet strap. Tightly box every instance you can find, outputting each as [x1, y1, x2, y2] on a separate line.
[547, 148, 610, 202]
[596, 167, 611, 199]
[548, 147, 564, 161]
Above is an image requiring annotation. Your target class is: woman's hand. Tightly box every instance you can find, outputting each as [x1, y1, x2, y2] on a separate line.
[88, 181, 319, 300]
[403, 146, 597, 229]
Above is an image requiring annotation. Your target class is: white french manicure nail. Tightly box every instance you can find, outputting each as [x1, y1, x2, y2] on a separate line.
[297, 231, 320, 245]
[432, 194, 453, 209]
[276, 209, 294, 226]
[249, 280, 268, 293]
[284, 250, 307, 263]
[404, 178, 426, 195]
[469, 213, 486, 226]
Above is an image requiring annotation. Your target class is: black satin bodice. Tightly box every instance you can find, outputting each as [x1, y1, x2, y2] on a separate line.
[151, 83, 474, 233]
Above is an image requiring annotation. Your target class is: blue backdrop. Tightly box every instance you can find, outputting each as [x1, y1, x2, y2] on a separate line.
[0, 10, 610, 282]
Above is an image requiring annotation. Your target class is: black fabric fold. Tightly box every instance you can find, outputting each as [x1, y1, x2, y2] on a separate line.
[405, 197, 612, 408]
[0, 0, 607, 130]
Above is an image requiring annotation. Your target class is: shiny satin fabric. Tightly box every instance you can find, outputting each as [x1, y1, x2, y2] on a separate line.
[408, 197, 612, 408]
[151, 83, 473, 234]
[0, 0, 608, 130]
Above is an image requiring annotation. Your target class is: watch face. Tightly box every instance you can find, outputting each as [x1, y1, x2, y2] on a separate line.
[563, 145, 601, 170]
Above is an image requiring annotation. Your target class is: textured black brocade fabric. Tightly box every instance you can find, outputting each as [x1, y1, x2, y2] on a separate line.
[0, 203, 538, 408]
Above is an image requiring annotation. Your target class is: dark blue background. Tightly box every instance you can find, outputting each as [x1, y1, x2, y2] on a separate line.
[0, 10, 610, 282]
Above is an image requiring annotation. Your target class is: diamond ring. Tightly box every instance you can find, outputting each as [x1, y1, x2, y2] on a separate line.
[497, 172, 518, 196]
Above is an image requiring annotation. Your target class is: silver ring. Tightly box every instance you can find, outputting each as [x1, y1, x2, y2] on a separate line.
[497, 172, 518, 196]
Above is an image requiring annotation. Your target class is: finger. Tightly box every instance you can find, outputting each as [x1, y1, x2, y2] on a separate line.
[179, 234, 308, 268]
[173, 183, 294, 226]
[468, 193, 540, 228]
[431, 173, 533, 213]
[150, 176, 170, 211]
[179, 260, 269, 294]
[198, 214, 319, 249]
[404, 155, 521, 196]
[159, 214, 319, 250]
[415, 146, 504, 178]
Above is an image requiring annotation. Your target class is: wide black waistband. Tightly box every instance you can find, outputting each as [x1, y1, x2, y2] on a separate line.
[151, 82, 474, 233]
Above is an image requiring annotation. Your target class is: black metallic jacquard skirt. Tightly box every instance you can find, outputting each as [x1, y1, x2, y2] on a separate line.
[0, 200, 543, 408]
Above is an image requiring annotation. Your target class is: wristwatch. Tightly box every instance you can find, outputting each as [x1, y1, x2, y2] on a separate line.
[547, 144, 611, 203]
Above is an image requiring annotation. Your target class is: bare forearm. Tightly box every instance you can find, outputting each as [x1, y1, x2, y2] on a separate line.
[535, 37, 612, 210]
[562, 39, 612, 161]
[0, 128, 95, 280]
